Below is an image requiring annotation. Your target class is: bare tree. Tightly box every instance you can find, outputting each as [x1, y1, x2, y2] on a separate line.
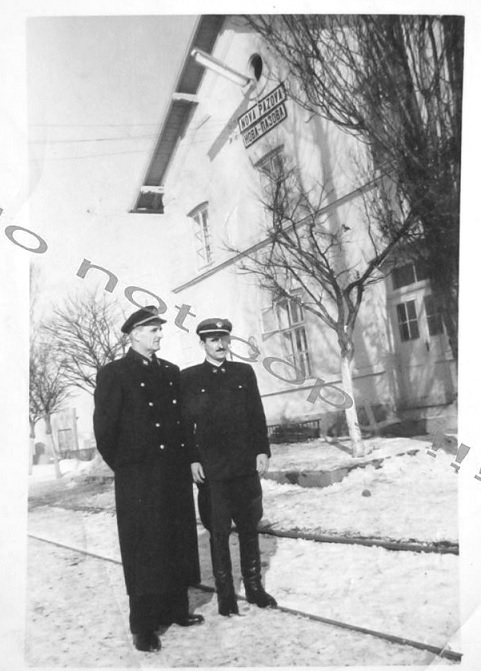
[245, 14, 463, 363]
[29, 345, 43, 475]
[44, 289, 127, 394]
[29, 336, 70, 478]
[29, 262, 43, 474]
[236, 159, 414, 457]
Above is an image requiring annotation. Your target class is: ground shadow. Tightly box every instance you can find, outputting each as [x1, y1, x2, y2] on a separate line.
[188, 514, 279, 615]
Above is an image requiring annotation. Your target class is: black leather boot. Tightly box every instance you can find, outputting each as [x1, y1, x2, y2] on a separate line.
[239, 533, 277, 608]
[210, 534, 239, 616]
[132, 631, 161, 652]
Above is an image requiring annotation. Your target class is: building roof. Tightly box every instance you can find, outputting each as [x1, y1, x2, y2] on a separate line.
[132, 15, 225, 214]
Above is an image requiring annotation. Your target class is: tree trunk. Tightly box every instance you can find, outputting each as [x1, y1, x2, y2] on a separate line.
[45, 414, 62, 479]
[339, 353, 367, 458]
[29, 419, 36, 476]
[440, 287, 459, 368]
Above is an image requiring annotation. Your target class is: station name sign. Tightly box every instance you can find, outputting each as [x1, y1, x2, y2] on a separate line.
[238, 83, 288, 148]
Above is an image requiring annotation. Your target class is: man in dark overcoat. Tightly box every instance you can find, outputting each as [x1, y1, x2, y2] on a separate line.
[180, 318, 277, 617]
[93, 305, 203, 653]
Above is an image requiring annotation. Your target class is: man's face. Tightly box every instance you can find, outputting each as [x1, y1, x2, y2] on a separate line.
[202, 334, 230, 363]
[132, 324, 163, 355]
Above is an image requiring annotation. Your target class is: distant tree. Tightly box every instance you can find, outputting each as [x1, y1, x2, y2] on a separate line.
[44, 289, 127, 394]
[245, 14, 463, 363]
[29, 263, 43, 474]
[29, 345, 43, 474]
[29, 336, 70, 478]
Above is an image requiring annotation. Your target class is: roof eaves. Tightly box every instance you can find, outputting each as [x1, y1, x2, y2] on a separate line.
[131, 15, 225, 215]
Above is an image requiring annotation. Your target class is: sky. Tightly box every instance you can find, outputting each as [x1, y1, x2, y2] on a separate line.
[7, 13, 196, 439]
[26, 14, 197, 302]
[1, 11, 201, 339]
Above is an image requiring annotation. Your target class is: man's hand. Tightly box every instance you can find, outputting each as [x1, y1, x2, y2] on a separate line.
[191, 462, 205, 484]
[256, 453, 270, 476]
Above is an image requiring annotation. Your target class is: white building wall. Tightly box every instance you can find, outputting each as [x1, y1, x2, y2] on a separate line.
[135, 17, 454, 426]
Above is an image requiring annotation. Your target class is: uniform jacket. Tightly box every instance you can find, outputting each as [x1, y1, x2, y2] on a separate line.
[93, 347, 183, 471]
[180, 360, 270, 482]
[93, 348, 200, 595]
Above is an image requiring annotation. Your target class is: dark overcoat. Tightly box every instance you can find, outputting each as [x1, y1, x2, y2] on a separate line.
[93, 348, 200, 596]
[180, 360, 270, 481]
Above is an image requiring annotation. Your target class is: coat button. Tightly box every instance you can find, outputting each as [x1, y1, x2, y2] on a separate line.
[169, 381, 173, 386]
[159, 444, 165, 450]
[140, 383, 145, 387]
[148, 402, 154, 407]
[172, 399, 177, 404]
[155, 423, 160, 427]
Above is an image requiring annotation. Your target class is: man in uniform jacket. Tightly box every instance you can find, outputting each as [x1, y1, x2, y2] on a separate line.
[93, 306, 203, 653]
[180, 317, 277, 616]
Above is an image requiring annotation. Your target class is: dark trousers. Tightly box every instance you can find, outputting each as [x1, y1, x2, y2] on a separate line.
[129, 588, 189, 633]
[197, 473, 263, 535]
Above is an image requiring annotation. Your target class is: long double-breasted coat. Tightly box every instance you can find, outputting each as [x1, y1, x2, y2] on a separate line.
[93, 348, 200, 596]
[180, 360, 271, 482]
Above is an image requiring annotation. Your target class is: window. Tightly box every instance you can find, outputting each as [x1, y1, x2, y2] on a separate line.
[57, 429, 75, 457]
[424, 295, 444, 336]
[392, 261, 428, 290]
[189, 203, 213, 268]
[248, 53, 264, 82]
[134, 187, 164, 214]
[396, 300, 420, 341]
[258, 147, 284, 182]
[260, 305, 277, 334]
[261, 297, 311, 377]
[257, 147, 286, 210]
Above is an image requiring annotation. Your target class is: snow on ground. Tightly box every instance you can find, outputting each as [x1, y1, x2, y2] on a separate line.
[27, 538, 449, 668]
[30, 458, 93, 482]
[31, 437, 458, 545]
[26, 437, 461, 666]
[262, 449, 458, 543]
[28, 504, 459, 652]
[262, 536, 458, 647]
[267, 436, 432, 471]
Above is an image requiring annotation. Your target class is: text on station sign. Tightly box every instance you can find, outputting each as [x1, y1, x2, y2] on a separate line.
[238, 83, 287, 133]
[242, 103, 287, 148]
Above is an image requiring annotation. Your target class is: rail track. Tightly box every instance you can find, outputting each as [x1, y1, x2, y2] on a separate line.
[29, 500, 459, 556]
[28, 532, 462, 663]
[257, 524, 458, 555]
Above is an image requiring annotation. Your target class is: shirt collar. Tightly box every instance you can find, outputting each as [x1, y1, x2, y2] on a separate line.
[203, 359, 227, 374]
[127, 347, 155, 367]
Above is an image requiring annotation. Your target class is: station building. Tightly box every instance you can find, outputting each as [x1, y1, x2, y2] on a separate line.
[130, 15, 456, 434]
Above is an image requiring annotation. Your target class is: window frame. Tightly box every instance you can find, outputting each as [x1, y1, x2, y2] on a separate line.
[391, 261, 429, 291]
[261, 295, 312, 377]
[256, 146, 286, 211]
[188, 201, 213, 270]
[424, 294, 445, 337]
[396, 299, 420, 342]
